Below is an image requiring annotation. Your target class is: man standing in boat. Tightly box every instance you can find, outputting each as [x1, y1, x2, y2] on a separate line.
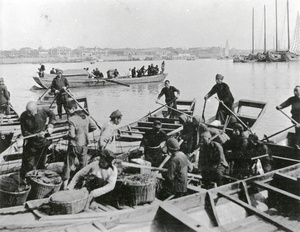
[161, 61, 165, 73]
[198, 131, 229, 187]
[157, 80, 180, 118]
[62, 100, 97, 189]
[204, 74, 234, 124]
[0, 78, 10, 123]
[160, 138, 189, 199]
[50, 70, 69, 119]
[98, 110, 122, 154]
[139, 120, 168, 167]
[20, 101, 55, 179]
[276, 85, 300, 148]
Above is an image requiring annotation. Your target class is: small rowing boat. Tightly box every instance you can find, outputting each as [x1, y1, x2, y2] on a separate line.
[33, 70, 167, 89]
[115, 99, 197, 153]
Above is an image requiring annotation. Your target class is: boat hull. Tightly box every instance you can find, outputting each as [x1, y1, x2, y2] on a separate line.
[33, 73, 168, 89]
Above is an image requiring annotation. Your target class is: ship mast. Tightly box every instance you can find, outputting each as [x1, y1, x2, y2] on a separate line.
[287, 0, 290, 51]
[252, 8, 255, 54]
[264, 5, 266, 53]
[275, 0, 278, 51]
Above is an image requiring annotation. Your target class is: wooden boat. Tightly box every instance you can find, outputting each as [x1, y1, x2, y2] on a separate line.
[33, 71, 168, 89]
[0, 104, 21, 154]
[0, 161, 299, 231]
[282, 51, 300, 61]
[115, 99, 196, 153]
[205, 99, 267, 134]
[266, 51, 286, 62]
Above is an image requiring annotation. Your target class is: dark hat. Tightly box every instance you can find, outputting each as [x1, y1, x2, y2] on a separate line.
[100, 149, 115, 164]
[233, 123, 244, 132]
[0, 77, 3, 83]
[65, 100, 77, 110]
[153, 120, 162, 128]
[56, 69, 63, 74]
[110, 109, 122, 118]
[216, 74, 224, 80]
[248, 133, 259, 142]
[167, 138, 180, 151]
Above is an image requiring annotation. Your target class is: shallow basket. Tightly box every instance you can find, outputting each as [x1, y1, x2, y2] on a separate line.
[0, 185, 31, 208]
[27, 170, 62, 200]
[124, 181, 156, 206]
[49, 191, 89, 215]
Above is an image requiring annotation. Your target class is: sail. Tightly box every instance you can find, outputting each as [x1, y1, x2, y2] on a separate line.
[290, 12, 300, 55]
[224, 40, 230, 57]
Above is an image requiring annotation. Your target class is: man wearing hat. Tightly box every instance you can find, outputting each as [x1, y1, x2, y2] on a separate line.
[67, 149, 118, 207]
[98, 110, 122, 153]
[198, 131, 229, 187]
[160, 138, 189, 199]
[0, 78, 10, 123]
[157, 80, 180, 118]
[204, 74, 234, 124]
[139, 120, 168, 167]
[223, 122, 249, 177]
[50, 70, 69, 119]
[62, 100, 97, 189]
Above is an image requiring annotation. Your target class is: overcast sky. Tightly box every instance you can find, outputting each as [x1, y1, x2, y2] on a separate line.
[1, 0, 299, 50]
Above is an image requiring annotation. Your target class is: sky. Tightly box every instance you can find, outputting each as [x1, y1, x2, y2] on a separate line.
[0, 0, 299, 50]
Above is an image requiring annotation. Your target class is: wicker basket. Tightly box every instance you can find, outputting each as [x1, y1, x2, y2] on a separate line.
[26, 170, 62, 200]
[49, 189, 89, 214]
[0, 186, 31, 208]
[123, 175, 157, 206]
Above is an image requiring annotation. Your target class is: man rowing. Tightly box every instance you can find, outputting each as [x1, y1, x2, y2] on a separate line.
[157, 80, 180, 118]
[204, 74, 234, 124]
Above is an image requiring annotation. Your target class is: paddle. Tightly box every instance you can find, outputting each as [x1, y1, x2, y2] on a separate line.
[215, 97, 254, 134]
[49, 93, 59, 109]
[155, 101, 193, 119]
[65, 89, 102, 130]
[105, 79, 130, 87]
[262, 124, 296, 142]
[202, 99, 207, 122]
[38, 86, 51, 101]
[277, 108, 299, 125]
[145, 98, 177, 117]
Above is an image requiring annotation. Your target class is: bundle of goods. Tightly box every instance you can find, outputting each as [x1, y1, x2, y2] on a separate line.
[0, 173, 31, 208]
[49, 188, 89, 214]
[121, 173, 157, 206]
[26, 169, 62, 200]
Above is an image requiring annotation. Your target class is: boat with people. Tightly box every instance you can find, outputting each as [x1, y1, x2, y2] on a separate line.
[33, 69, 168, 89]
[0, 162, 298, 231]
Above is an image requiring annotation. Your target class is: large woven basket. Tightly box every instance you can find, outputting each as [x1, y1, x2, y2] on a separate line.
[49, 189, 89, 214]
[0, 186, 31, 208]
[26, 170, 62, 200]
[123, 174, 157, 206]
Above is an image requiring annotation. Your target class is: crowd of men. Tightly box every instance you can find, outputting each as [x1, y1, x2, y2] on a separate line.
[1, 68, 299, 205]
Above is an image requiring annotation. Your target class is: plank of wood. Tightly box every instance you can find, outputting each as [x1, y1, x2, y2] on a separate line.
[205, 192, 220, 227]
[92, 221, 108, 231]
[218, 192, 296, 232]
[254, 181, 300, 201]
[0, 205, 27, 215]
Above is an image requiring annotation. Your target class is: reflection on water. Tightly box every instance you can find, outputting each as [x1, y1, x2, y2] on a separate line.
[0, 59, 299, 138]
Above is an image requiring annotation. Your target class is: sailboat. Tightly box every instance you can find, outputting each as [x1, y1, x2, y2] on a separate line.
[283, 12, 300, 61]
[217, 40, 230, 60]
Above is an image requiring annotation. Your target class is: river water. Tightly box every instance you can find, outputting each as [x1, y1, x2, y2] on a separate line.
[0, 59, 299, 139]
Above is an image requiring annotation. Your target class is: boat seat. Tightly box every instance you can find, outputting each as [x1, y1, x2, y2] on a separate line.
[137, 121, 182, 129]
[118, 135, 143, 142]
[147, 117, 179, 124]
[130, 126, 175, 133]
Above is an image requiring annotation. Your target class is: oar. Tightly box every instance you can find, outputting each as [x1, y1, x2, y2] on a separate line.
[215, 97, 254, 134]
[49, 93, 58, 109]
[262, 124, 296, 142]
[202, 99, 207, 122]
[145, 98, 177, 117]
[277, 108, 299, 125]
[38, 86, 51, 101]
[65, 89, 102, 130]
[156, 101, 193, 119]
[105, 79, 130, 87]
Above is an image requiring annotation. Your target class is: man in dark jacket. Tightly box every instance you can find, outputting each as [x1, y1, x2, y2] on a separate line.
[161, 138, 189, 198]
[157, 80, 180, 118]
[139, 120, 168, 167]
[50, 70, 69, 119]
[0, 78, 10, 122]
[204, 74, 234, 124]
[198, 131, 229, 187]
[20, 101, 56, 179]
[276, 85, 300, 147]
